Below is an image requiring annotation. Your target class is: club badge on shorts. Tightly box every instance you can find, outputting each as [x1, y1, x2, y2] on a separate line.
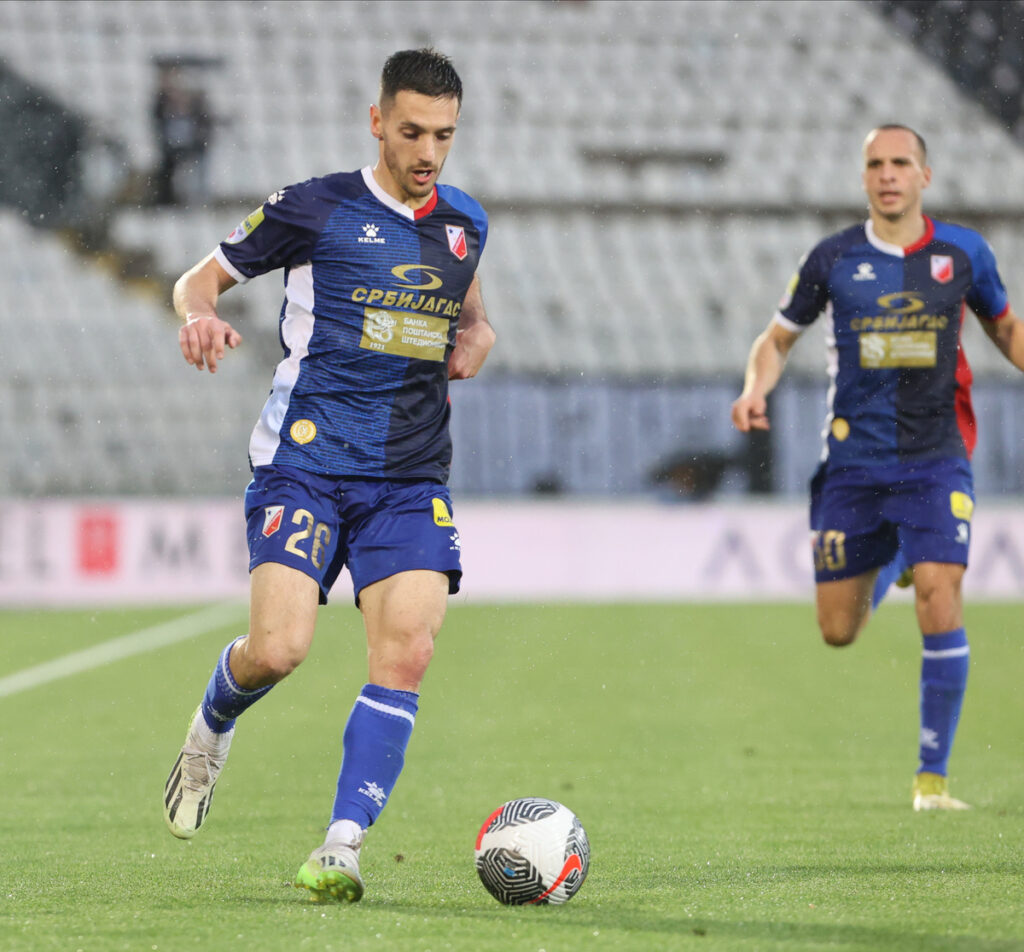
[262, 505, 284, 537]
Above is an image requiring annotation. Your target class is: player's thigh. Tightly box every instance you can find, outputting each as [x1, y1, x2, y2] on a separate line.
[229, 562, 321, 687]
[815, 570, 878, 645]
[249, 560, 321, 651]
[359, 569, 450, 689]
[360, 569, 450, 642]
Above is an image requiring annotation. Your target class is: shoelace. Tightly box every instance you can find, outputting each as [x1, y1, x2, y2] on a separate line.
[179, 745, 225, 790]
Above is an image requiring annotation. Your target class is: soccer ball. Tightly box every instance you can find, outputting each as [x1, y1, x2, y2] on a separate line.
[474, 797, 590, 905]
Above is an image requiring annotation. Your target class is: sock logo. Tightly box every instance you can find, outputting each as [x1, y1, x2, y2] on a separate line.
[920, 727, 940, 750]
[358, 780, 387, 807]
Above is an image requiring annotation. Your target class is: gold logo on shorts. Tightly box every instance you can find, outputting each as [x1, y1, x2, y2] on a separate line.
[831, 417, 850, 441]
[432, 498, 453, 527]
[950, 491, 973, 521]
[290, 419, 317, 444]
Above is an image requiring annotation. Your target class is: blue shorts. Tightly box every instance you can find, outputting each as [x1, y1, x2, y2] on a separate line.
[809, 457, 974, 583]
[244, 465, 462, 604]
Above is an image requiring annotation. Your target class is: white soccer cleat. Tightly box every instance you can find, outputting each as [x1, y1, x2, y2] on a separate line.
[163, 708, 233, 838]
[912, 771, 970, 812]
[294, 835, 366, 903]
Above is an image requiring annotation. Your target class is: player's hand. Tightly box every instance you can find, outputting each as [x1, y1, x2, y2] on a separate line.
[731, 394, 770, 432]
[179, 313, 243, 373]
[448, 321, 496, 380]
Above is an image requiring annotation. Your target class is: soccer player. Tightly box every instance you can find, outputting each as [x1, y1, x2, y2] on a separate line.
[731, 125, 1024, 811]
[162, 48, 495, 902]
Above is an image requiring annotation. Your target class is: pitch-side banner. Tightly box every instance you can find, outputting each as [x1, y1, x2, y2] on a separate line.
[0, 499, 1021, 606]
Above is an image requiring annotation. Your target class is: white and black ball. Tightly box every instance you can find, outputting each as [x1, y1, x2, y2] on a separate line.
[474, 797, 590, 905]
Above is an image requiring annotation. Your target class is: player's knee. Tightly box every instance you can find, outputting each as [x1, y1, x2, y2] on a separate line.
[396, 633, 435, 683]
[915, 596, 960, 633]
[373, 627, 435, 689]
[817, 613, 859, 647]
[821, 628, 857, 648]
[240, 640, 308, 686]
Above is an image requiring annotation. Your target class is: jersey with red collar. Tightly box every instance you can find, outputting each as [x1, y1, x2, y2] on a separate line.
[775, 216, 1008, 466]
[215, 166, 487, 481]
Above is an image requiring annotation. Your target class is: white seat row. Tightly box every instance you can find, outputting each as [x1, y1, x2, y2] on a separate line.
[2, 0, 1022, 209]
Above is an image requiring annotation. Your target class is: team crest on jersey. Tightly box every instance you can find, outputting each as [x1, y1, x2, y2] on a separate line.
[262, 505, 285, 537]
[445, 224, 468, 261]
[931, 255, 954, 284]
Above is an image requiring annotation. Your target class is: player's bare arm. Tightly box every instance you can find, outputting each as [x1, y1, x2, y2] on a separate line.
[448, 274, 495, 380]
[731, 321, 800, 432]
[981, 307, 1024, 372]
[173, 253, 241, 373]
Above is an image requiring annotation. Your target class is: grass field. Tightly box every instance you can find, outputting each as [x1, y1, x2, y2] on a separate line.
[1, 600, 1022, 952]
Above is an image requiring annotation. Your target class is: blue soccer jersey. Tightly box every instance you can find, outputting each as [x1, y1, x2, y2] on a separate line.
[775, 216, 1009, 466]
[215, 167, 488, 481]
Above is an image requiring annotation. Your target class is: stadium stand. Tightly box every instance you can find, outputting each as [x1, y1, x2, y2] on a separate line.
[0, 209, 266, 495]
[877, 0, 1024, 140]
[1, 0, 1023, 495]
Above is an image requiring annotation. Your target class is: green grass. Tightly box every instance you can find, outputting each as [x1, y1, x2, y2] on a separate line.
[1, 601, 1023, 952]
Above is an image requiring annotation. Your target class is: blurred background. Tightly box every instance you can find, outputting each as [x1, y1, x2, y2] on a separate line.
[1, 0, 1023, 508]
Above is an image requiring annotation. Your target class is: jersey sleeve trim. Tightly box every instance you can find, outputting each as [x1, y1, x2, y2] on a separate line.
[773, 311, 806, 334]
[214, 247, 250, 284]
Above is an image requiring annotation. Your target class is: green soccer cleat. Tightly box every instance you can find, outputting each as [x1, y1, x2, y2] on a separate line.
[163, 708, 233, 839]
[295, 841, 365, 903]
[895, 567, 914, 588]
[912, 771, 970, 812]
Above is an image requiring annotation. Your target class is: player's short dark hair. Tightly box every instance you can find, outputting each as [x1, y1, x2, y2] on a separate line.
[870, 124, 928, 163]
[379, 48, 463, 110]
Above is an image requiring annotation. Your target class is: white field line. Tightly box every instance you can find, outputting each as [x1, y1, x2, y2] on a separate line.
[0, 602, 246, 699]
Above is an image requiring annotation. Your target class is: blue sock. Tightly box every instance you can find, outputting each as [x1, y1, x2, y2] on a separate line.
[200, 637, 273, 733]
[331, 684, 419, 828]
[871, 550, 909, 610]
[918, 628, 969, 775]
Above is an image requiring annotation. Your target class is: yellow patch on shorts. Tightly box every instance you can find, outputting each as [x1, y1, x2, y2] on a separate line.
[432, 498, 453, 527]
[950, 491, 973, 521]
